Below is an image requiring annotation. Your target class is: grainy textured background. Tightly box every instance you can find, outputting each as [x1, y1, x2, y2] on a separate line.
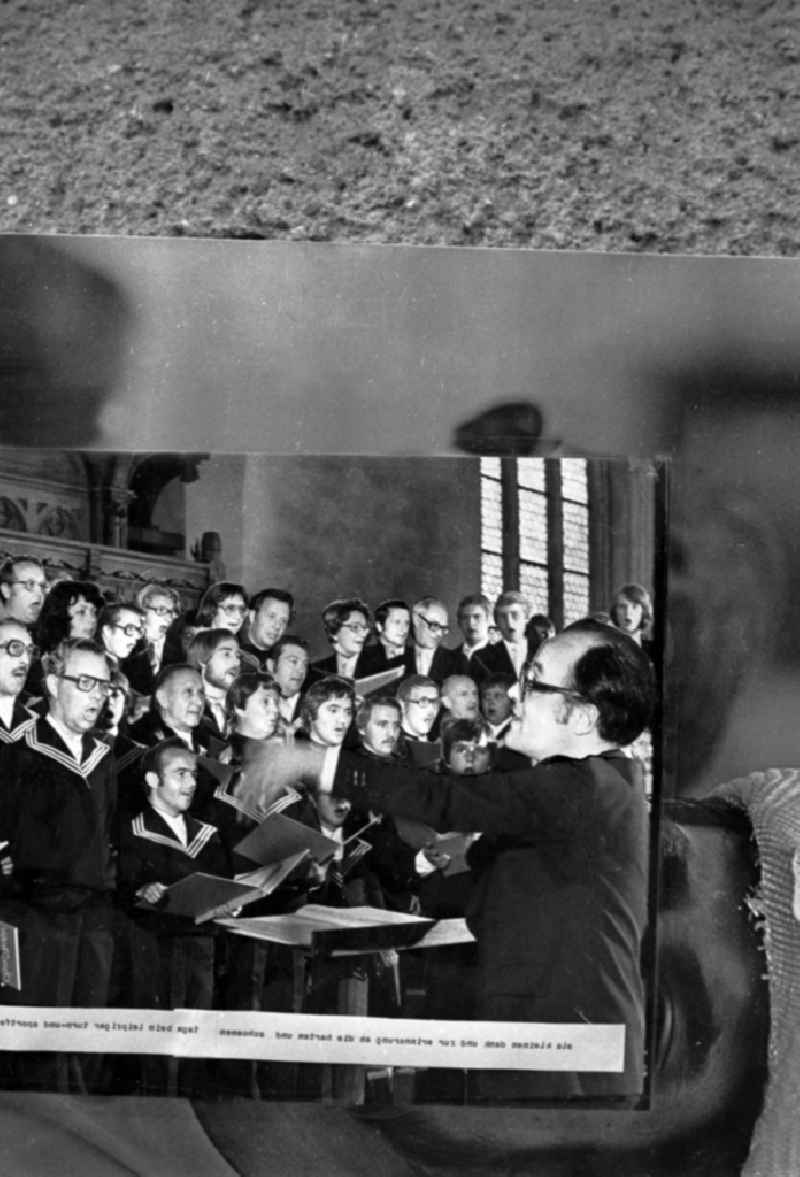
[3, 0, 798, 252]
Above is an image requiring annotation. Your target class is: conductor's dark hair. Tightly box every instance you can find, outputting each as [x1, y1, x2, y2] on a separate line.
[564, 619, 655, 745]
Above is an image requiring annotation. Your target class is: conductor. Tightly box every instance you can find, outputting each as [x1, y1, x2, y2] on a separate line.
[307, 619, 656, 1102]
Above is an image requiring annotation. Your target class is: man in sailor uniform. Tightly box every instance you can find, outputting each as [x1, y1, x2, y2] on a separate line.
[0, 617, 37, 754]
[118, 737, 228, 1095]
[3, 638, 117, 1091]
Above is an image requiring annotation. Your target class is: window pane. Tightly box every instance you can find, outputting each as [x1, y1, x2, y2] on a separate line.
[519, 562, 549, 613]
[563, 571, 590, 625]
[480, 456, 502, 481]
[519, 488, 547, 564]
[481, 475, 503, 554]
[561, 458, 588, 504]
[481, 552, 504, 606]
[563, 500, 589, 572]
[518, 458, 545, 492]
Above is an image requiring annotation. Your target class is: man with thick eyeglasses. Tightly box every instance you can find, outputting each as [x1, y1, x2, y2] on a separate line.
[0, 637, 117, 1091]
[309, 596, 373, 684]
[395, 674, 442, 765]
[120, 584, 180, 700]
[406, 595, 453, 685]
[0, 619, 37, 746]
[252, 621, 654, 1102]
[98, 602, 145, 665]
[0, 557, 47, 629]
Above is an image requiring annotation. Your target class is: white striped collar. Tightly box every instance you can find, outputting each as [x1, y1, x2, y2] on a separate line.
[26, 721, 110, 781]
[0, 704, 36, 744]
[212, 780, 301, 822]
[131, 808, 219, 860]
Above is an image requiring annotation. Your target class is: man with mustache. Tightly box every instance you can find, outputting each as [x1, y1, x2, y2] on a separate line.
[187, 628, 242, 750]
[0, 618, 37, 746]
[118, 737, 228, 1095]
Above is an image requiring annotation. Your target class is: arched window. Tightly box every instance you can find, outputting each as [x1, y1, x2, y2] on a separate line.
[480, 456, 591, 626]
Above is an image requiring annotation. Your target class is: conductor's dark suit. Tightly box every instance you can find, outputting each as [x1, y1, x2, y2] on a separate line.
[332, 748, 649, 1100]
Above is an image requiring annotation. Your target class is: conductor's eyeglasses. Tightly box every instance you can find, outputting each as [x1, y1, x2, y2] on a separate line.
[520, 675, 584, 701]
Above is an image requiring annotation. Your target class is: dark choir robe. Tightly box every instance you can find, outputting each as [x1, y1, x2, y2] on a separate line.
[118, 806, 228, 1095]
[0, 698, 36, 752]
[120, 643, 162, 699]
[469, 640, 525, 682]
[118, 807, 229, 1003]
[197, 734, 289, 871]
[355, 641, 407, 680]
[118, 806, 230, 926]
[99, 730, 148, 830]
[332, 748, 649, 1100]
[396, 731, 442, 769]
[444, 644, 487, 680]
[282, 795, 383, 910]
[278, 692, 303, 727]
[21, 657, 46, 706]
[238, 640, 273, 673]
[0, 720, 117, 1011]
[198, 736, 298, 1097]
[347, 747, 422, 914]
[196, 700, 231, 758]
[401, 645, 454, 686]
[306, 649, 374, 687]
[0, 700, 40, 950]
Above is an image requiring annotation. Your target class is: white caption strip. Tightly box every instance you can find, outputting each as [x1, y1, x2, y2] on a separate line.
[0, 1007, 624, 1071]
